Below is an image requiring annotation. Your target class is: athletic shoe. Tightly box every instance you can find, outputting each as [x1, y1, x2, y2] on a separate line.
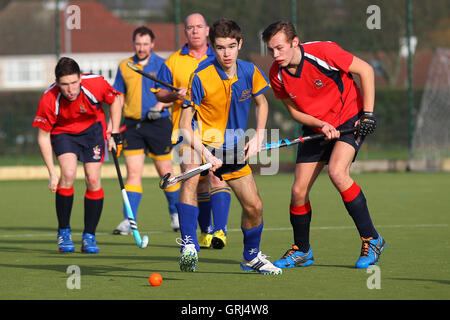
[211, 229, 227, 249]
[81, 233, 100, 254]
[198, 233, 213, 248]
[240, 251, 282, 275]
[171, 213, 180, 232]
[355, 233, 386, 269]
[57, 227, 75, 253]
[273, 245, 314, 269]
[176, 236, 198, 272]
[113, 219, 131, 235]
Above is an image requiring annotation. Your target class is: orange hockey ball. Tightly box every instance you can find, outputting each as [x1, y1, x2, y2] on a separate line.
[149, 273, 163, 286]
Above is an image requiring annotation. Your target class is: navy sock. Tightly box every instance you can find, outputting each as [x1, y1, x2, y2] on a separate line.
[83, 188, 104, 235]
[56, 187, 74, 230]
[290, 202, 312, 252]
[341, 182, 378, 239]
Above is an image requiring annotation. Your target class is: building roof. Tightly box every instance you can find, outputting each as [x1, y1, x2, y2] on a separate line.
[0, 0, 186, 55]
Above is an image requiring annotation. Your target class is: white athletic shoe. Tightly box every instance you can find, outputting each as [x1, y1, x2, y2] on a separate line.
[240, 251, 282, 275]
[171, 213, 180, 232]
[176, 236, 198, 272]
[113, 219, 131, 235]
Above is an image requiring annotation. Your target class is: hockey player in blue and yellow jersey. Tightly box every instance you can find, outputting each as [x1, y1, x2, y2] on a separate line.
[176, 18, 281, 275]
[112, 26, 180, 234]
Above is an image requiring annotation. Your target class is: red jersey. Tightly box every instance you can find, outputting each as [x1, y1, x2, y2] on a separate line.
[269, 41, 364, 131]
[32, 74, 118, 135]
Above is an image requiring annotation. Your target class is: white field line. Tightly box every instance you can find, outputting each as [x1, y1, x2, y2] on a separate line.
[0, 224, 447, 239]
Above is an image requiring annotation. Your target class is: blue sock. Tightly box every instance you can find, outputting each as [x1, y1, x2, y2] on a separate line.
[122, 185, 142, 221]
[210, 187, 231, 234]
[164, 188, 180, 216]
[242, 222, 263, 261]
[176, 202, 200, 251]
[197, 192, 212, 234]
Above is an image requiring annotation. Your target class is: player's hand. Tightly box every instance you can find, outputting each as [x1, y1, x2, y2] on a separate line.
[244, 134, 263, 161]
[320, 122, 340, 140]
[357, 112, 377, 136]
[204, 150, 222, 172]
[110, 133, 123, 157]
[175, 87, 188, 101]
[48, 174, 58, 193]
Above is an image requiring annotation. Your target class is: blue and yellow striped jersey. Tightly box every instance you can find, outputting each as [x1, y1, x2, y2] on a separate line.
[155, 44, 215, 142]
[113, 54, 170, 120]
[183, 58, 270, 150]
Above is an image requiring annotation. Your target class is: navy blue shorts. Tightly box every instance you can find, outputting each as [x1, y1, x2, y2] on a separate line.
[296, 114, 365, 164]
[122, 117, 173, 159]
[51, 121, 105, 163]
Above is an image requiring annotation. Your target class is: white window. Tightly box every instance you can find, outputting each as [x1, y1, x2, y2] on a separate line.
[3, 60, 45, 88]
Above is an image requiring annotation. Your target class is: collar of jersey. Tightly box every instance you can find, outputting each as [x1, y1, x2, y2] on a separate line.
[132, 53, 155, 66]
[180, 43, 215, 57]
[282, 44, 305, 78]
[211, 58, 240, 82]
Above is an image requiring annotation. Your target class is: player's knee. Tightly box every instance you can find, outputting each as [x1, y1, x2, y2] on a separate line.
[291, 184, 308, 204]
[328, 166, 347, 187]
[85, 174, 100, 190]
[243, 197, 262, 219]
[197, 178, 209, 193]
[60, 169, 76, 185]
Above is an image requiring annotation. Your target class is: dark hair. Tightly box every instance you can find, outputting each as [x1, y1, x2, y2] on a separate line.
[262, 21, 297, 43]
[55, 57, 81, 80]
[133, 26, 155, 41]
[209, 18, 242, 45]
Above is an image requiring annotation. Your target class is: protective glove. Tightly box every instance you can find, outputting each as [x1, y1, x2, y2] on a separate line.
[147, 109, 162, 121]
[111, 133, 123, 157]
[357, 112, 377, 136]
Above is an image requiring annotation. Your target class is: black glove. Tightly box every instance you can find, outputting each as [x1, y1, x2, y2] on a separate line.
[111, 133, 123, 156]
[358, 112, 377, 136]
[147, 109, 162, 121]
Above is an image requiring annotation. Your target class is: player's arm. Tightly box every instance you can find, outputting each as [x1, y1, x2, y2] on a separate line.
[108, 94, 124, 153]
[348, 56, 375, 113]
[155, 87, 187, 103]
[37, 128, 58, 192]
[348, 56, 376, 135]
[281, 98, 340, 140]
[154, 64, 187, 103]
[245, 93, 269, 160]
[179, 106, 222, 171]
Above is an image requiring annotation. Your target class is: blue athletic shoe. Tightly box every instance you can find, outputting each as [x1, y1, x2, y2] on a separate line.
[273, 245, 314, 269]
[57, 227, 75, 253]
[355, 233, 386, 269]
[81, 233, 100, 254]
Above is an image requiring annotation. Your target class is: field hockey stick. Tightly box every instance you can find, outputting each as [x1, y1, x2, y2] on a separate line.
[126, 61, 179, 91]
[261, 127, 357, 151]
[111, 147, 149, 248]
[239, 127, 357, 160]
[159, 163, 212, 189]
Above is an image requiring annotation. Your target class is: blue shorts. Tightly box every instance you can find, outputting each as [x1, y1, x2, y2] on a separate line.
[122, 117, 173, 159]
[51, 121, 105, 163]
[296, 114, 365, 164]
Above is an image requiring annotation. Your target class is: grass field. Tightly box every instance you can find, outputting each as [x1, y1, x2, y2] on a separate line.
[0, 172, 449, 302]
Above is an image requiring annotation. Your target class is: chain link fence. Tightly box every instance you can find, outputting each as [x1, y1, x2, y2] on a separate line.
[0, 0, 448, 165]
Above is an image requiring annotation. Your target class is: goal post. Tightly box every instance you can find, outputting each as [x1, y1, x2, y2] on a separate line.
[411, 48, 450, 164]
